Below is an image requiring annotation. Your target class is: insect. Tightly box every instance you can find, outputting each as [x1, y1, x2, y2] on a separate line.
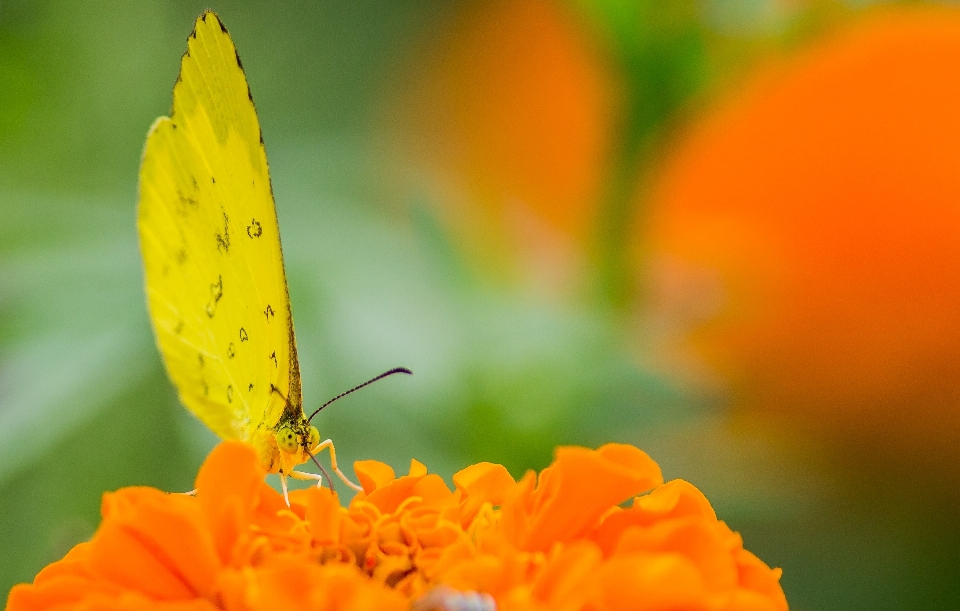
[137, 11, 408, 504]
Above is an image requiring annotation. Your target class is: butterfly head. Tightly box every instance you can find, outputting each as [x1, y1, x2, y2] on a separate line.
[275, 422, 320, 455]
[274, 419, 320, 464]
[261, 415, 321, 476]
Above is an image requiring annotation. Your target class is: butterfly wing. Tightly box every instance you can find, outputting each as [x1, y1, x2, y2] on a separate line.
[137, 11, 301, 446]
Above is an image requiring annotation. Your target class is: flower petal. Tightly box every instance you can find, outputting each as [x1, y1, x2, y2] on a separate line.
[734, 549, 789, 611]
[613, 520, 740, 592]
[453, 462, 516, 526]
[515, 444, 664, 551]
[222, 555, 407, 611]
[530, 541, 602, 606]
[88, 488, 221, 601]
[408, 459, 428, 477]
[355, 460, 396, 495]
[195, 440, 270, 564]
[594, 479, 717, 556]
[364, 473, 453, 515]
[305, 487, 343, 545]
[594, 553, 707, 611]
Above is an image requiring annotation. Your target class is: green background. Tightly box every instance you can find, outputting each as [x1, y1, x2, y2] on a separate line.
[2, 1, 959, 609]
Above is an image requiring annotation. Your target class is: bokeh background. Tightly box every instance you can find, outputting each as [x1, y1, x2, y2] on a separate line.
[3, 0, 960, 608]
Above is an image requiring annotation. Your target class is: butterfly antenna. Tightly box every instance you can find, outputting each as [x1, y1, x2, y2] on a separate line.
[308, 367, 412, 423]
[305, 447, 334, 492]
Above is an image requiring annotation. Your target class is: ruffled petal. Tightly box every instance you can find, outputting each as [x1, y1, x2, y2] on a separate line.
[364, 473, 453, 515]
[453, 462, 516, 525]
[595, 553, 708, 611]
[218, 555, 407, 611]
[7, 440, 786, 611]
[88, 488, 221, 601]
[195, 440, 269, 564]
[354, 461, 396, 495]
[508, 444, 664, 551]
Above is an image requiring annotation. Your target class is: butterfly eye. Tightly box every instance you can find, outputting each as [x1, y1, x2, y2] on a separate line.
[275, 426, 298, 453]
[307, 425, 320, 451]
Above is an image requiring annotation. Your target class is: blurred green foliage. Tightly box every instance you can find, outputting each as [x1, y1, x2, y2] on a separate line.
[2, 1, 960, 610]
[573, 0, 710, 302]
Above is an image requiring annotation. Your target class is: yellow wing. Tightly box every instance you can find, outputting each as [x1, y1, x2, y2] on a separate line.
[137, 11, 301, 449]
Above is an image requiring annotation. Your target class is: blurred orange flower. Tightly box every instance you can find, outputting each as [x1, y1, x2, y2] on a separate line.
[640, 6, 960, 470]
[6, 441, 786, 611]
[392, 0, 614, 286]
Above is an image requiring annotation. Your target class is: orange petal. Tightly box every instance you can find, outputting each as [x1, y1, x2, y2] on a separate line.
[724, 589, 789, 611]
[409, 459, 428, 477]
[88, 488, 221, 601]
[494, 470, 538, 548]
[365, 473, 453, 515]
[412, 474, 455, 505]
[305, 487, 343, 545]
[6, 575, 116, 611]
[530, 541, 602, 605]
[31, 541, 93, 584]
[594, 480, 717, 555]
[432, 551, 508, 596]
[195, 440, 268, 563]
[516, 445, 664, 551]
[7, 576, 218, 611]
[453, 462, 516, 525]
[734, 549, 788, 611]
[632, 480, 716, 522]
[597, 444, 663, 485]
[403, 509, 463, 550]
[613, 520, 739, 592]
[594, 553, 707, 611]
[218, 555, 407, 611]
[355, 460, 397, 495]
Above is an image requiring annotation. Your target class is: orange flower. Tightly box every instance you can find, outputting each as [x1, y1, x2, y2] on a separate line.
[390, 0, 615, 286]
[639, 6, 960, 469]
[6, 441, 787, 611]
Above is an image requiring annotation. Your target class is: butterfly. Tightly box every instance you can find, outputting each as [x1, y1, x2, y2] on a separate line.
[137, 11, 408, 504]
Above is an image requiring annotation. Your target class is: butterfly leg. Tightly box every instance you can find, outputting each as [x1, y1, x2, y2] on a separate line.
[279, 471, 291, 507]
[313, 439, 363, 492]
[289, 470, 324, 488]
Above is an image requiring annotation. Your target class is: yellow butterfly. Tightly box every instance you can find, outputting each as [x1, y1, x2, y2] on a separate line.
[137, 11, 408, 503]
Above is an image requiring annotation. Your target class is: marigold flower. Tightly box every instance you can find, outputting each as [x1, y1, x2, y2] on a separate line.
[6, 441, 787, 611]
[391, 0, 614, 279]
[639, 5, 960, 470]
